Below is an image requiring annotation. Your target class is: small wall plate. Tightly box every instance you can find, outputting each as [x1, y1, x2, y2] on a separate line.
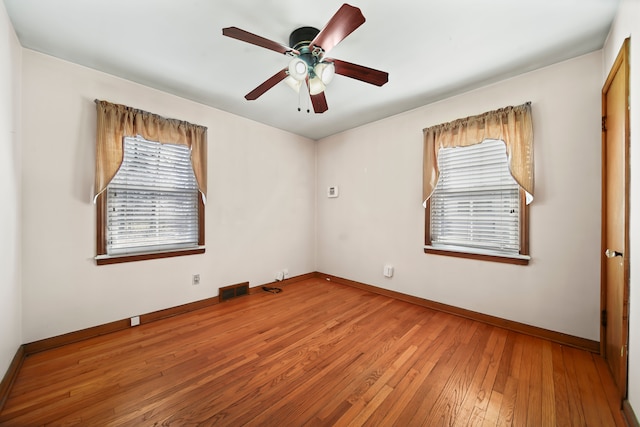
[328, 186, 339, 198]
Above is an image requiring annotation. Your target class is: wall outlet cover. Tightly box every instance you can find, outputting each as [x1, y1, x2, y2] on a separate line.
[383, 265, 394, 278]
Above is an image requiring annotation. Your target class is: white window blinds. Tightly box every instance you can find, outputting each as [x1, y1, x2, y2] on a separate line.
[430, 139, 520, 255]
[106, 136, 199, 255]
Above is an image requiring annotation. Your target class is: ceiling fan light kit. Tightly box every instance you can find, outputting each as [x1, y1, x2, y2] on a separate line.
[222, 3, 389, 114]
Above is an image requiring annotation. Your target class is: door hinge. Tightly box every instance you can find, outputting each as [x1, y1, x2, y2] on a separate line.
[602, 116, 607, 132]
[601, 309, 607, 327]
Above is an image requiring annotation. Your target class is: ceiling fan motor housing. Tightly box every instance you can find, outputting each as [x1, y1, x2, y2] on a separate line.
[289, 26, 320, 51]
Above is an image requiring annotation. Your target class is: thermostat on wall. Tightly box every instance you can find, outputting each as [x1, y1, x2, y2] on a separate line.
[328, 186, 339, 198]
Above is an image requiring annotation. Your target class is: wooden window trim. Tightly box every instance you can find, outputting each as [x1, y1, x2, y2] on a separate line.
[95, 193, 205, 265]
[425, 189, 529, 265]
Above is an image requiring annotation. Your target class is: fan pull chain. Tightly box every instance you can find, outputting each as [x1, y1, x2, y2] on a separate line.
[296, 83, 303, 112]
[305, 82, 310, 113]
[296, 83, 310, 113]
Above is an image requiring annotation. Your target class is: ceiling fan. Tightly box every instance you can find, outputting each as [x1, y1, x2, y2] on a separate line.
[222, 3, 389, 114]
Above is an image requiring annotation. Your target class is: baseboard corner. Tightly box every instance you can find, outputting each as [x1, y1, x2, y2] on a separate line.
[0, 345, 25, 413]
[624, 400, 640, 427]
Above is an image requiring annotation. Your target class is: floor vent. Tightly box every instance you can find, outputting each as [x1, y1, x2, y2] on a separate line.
[219, 282, 250, 302]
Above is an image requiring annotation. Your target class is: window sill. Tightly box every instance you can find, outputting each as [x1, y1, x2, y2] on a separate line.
[424, 245, 529, 265]
[95, 246, 205, 265]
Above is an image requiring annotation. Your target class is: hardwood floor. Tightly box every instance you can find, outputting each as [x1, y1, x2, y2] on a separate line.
[0, 278, 625, 426]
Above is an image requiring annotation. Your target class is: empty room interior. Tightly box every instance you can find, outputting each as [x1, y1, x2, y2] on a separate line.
[1, 0, 639, 425]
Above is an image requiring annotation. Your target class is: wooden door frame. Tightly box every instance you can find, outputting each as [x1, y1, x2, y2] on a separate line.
[600, 37, 630, 401]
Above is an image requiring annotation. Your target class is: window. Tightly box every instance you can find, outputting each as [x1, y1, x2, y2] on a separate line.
[425, 139, 529, 264]
[105, 136, 201, 256]
[422, 103, 533, 265]
[94, 100, 207, 265]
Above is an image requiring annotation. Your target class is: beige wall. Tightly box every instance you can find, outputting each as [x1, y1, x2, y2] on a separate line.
[0, 2, 21, 377]
[317, 51, 603, 341]
[20, 50, 316, 343]
[603, 0, 640, 415]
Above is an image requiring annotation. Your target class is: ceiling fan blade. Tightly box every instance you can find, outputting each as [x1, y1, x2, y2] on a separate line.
[223, 27, 299, 55]
[330, 58, 389, 86]
[310, 4, 365, 54]
[245, 68, 289, 101]
[308, 81, 329, 113]
[310, 92, 328, 114]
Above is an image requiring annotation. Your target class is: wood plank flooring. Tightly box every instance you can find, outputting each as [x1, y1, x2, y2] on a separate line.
[0, 278, 626, 426]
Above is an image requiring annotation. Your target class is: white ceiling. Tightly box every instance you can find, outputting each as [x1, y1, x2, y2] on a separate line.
[3, 0, 619, 140]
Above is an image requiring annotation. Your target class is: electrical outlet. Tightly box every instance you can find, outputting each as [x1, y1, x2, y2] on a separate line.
[192, 274, 200, 285]
[130, 316, 140, 327]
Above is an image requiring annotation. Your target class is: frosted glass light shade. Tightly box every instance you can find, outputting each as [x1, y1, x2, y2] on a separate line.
[288, 57, 308, 81]
[308, 76, 326, 95]
[315, 62, 335, 85]
[284, 76, 302, 93]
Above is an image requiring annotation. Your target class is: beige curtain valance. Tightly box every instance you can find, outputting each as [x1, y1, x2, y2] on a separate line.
[94, 99, 208, 201]
[423, 102, 534, 204]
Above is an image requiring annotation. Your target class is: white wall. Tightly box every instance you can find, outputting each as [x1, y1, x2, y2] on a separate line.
[20, 50, 316, 343]
[317, 51, 603, 341]
[603, 0, 640, 416]
[0, 2, 21, 378]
